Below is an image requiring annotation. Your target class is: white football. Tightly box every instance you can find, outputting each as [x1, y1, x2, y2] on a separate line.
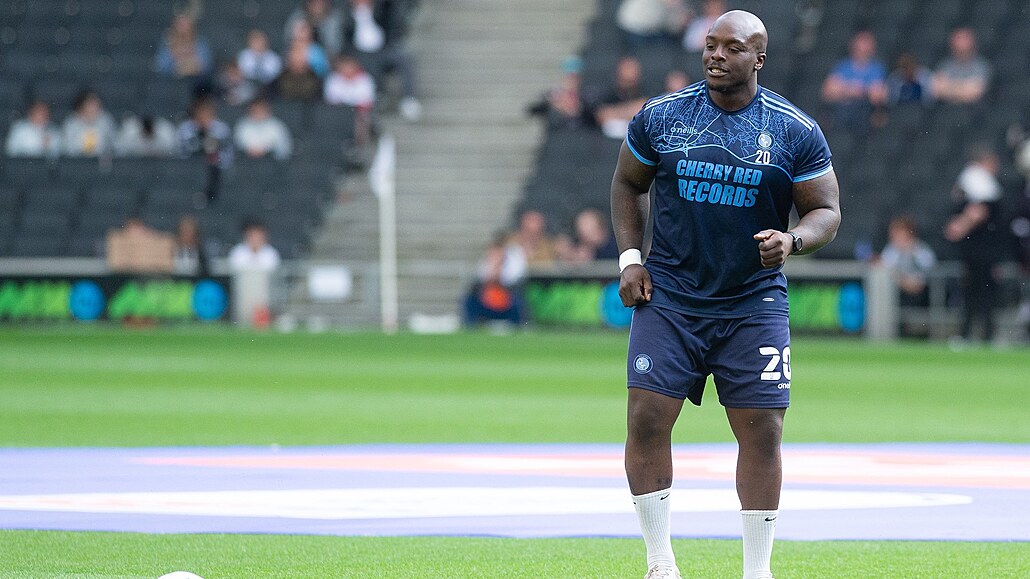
[158, 573, 204, 579]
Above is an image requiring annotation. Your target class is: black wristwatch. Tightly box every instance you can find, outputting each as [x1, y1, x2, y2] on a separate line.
[787, 231, 803, 255]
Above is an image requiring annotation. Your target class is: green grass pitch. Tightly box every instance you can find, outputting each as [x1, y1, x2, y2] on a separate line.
[0, 328, 1027, 578]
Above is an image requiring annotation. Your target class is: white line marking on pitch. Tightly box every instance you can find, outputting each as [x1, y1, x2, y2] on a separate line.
[0, 488, 971, 520]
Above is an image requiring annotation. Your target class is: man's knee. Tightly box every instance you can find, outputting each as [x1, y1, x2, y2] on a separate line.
[627, 390, 679, 443]
[729, 408, 784, 457]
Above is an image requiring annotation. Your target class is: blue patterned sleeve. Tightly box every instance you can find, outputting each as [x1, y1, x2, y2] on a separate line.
[792, 122, 833, 182]
[626, 106, 659, 166]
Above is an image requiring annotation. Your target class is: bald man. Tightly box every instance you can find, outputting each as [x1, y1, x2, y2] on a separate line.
[611, 11, 840, 579]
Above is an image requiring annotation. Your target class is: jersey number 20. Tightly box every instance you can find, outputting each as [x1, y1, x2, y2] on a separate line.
[759, 346, 791, 381]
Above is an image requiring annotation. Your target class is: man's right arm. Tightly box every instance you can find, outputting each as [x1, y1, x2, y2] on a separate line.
[611, 141, 657, 307]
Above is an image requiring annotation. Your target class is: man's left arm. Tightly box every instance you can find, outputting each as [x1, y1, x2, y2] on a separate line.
[755, 169, 841, 268]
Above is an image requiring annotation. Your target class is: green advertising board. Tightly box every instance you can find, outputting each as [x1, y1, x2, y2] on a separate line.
[523, 276, 865, 333]
[0, 276, 230, 322]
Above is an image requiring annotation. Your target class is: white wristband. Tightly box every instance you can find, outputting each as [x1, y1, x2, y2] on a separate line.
[619, 248, 643, 273]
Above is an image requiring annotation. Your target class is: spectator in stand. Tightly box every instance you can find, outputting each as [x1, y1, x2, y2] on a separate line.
[178, 97, 233, 202]
[682, 0, 725, 53]
[1011, 133, 1030, 337]
[343, 0, 421, 121]
[276, 45, 323, 102]
[663, 69, 690, 93]
[238, 29, 282, 86]
[1011, 129, 1030, 271]
[234, 97, 293, 161]
[285, 0, 344, 56]
[886, 53, 933, 106]
[508, 209, 557, 266]
[154, 13, 213, 81]
[324, 54, 377, 145]
[558, 207, 620, 263]
[527, 56, 591, 130]
[589, 56, 648, 139]
[820, 30, 887, 130]
[114, 115, 177, 157]
[173, 215, 210, 277]
[288, 20, 331, 78]
[62, 89, 117, 157]
[616, 0, 688, 48]
[217, 60, 259, 107]
[228, 220, 281, 272]
[463, 235, 526, 327]
[880, 215, 936, 307]
[324, 54, 377, 109]
[932, 27, 991, 105]
[4, 100, 61, 157]
[944, 146, 1005, 345]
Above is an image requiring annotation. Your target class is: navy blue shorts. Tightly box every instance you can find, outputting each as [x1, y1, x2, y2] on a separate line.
[627, 304, 791, 408]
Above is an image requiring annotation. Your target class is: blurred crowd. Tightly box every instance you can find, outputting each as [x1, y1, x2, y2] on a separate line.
[820, 27, 989, 132]
[4, 0, 422, 277]
[5, 0, 421, 161]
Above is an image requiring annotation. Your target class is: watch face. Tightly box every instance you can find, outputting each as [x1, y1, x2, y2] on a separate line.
[791, 233, 802, 253]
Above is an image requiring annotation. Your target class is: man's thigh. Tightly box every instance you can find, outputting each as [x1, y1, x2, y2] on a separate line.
[626, 305, 709, 405]
[709, 314, 791, 409]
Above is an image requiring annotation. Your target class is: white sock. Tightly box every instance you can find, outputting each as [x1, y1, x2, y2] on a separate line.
[632, 488, 676, 568]
[741, 509, 777, 579]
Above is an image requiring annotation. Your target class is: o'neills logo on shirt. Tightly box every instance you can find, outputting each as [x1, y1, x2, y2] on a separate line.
[674, 158, 762, 208]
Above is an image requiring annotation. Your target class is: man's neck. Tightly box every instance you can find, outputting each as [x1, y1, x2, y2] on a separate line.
[708, 81, 758, 112]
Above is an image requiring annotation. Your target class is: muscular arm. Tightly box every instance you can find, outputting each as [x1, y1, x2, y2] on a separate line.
[755, 169, 841, 267]
[611, 142, 658, 305]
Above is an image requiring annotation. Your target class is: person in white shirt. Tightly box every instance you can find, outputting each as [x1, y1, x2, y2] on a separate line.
[5, 100, 61, 157]
[234, 97, 293, 161]
[343, 0, 421, 120]
[62, 90, 117, 157]
[228, 221, 281, 272]
[238, 29, 282, 85]
[114, 115, 177, 157]
[324, 54, 376, 109]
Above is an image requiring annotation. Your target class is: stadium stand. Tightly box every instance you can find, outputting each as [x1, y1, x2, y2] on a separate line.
[0, 0, 380, 261]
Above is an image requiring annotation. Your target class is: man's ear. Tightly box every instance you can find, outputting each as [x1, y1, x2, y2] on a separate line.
[754, 52, 766, 71]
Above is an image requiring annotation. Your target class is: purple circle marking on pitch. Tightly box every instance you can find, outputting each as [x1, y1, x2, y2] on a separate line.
[0, 443, 1026, 541]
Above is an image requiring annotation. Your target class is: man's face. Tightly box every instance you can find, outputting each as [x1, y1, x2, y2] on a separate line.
[249, 102, 271, 120]
[850, 32, 876, 62]
[248, 30, 268, 52]
[951, 29, 975, 59]
[307, 0, 328, 18]
[616, 58, 641, 89]
[246, 228, 267, 250]
[28, 103, 49, 125]
[702, 19, 763, 93]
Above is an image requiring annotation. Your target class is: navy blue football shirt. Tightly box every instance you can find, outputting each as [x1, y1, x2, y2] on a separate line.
[626, 81, 832, 317]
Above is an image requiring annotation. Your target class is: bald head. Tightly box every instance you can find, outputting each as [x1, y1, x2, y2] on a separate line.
[710, 10, 768, 53]
[702, 10, 767, 107]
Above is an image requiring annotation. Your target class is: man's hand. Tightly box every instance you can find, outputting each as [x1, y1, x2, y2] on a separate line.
[754, 230, 792, 268]
[619, 264, 652, 307]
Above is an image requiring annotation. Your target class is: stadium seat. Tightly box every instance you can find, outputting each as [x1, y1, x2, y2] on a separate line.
[21, 184, 80, 214]
[18, 208, 72, 236]
[273, 101, 310, 136]
[54, 158, 101, 189]
[9, 233, 67, 257]
[2, 158, 55, 190]
[66, 233, 104, 257]
[76, 206, 130, 238]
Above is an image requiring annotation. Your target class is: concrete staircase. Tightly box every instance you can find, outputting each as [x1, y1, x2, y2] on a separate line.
[302, 0, 595, 328]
